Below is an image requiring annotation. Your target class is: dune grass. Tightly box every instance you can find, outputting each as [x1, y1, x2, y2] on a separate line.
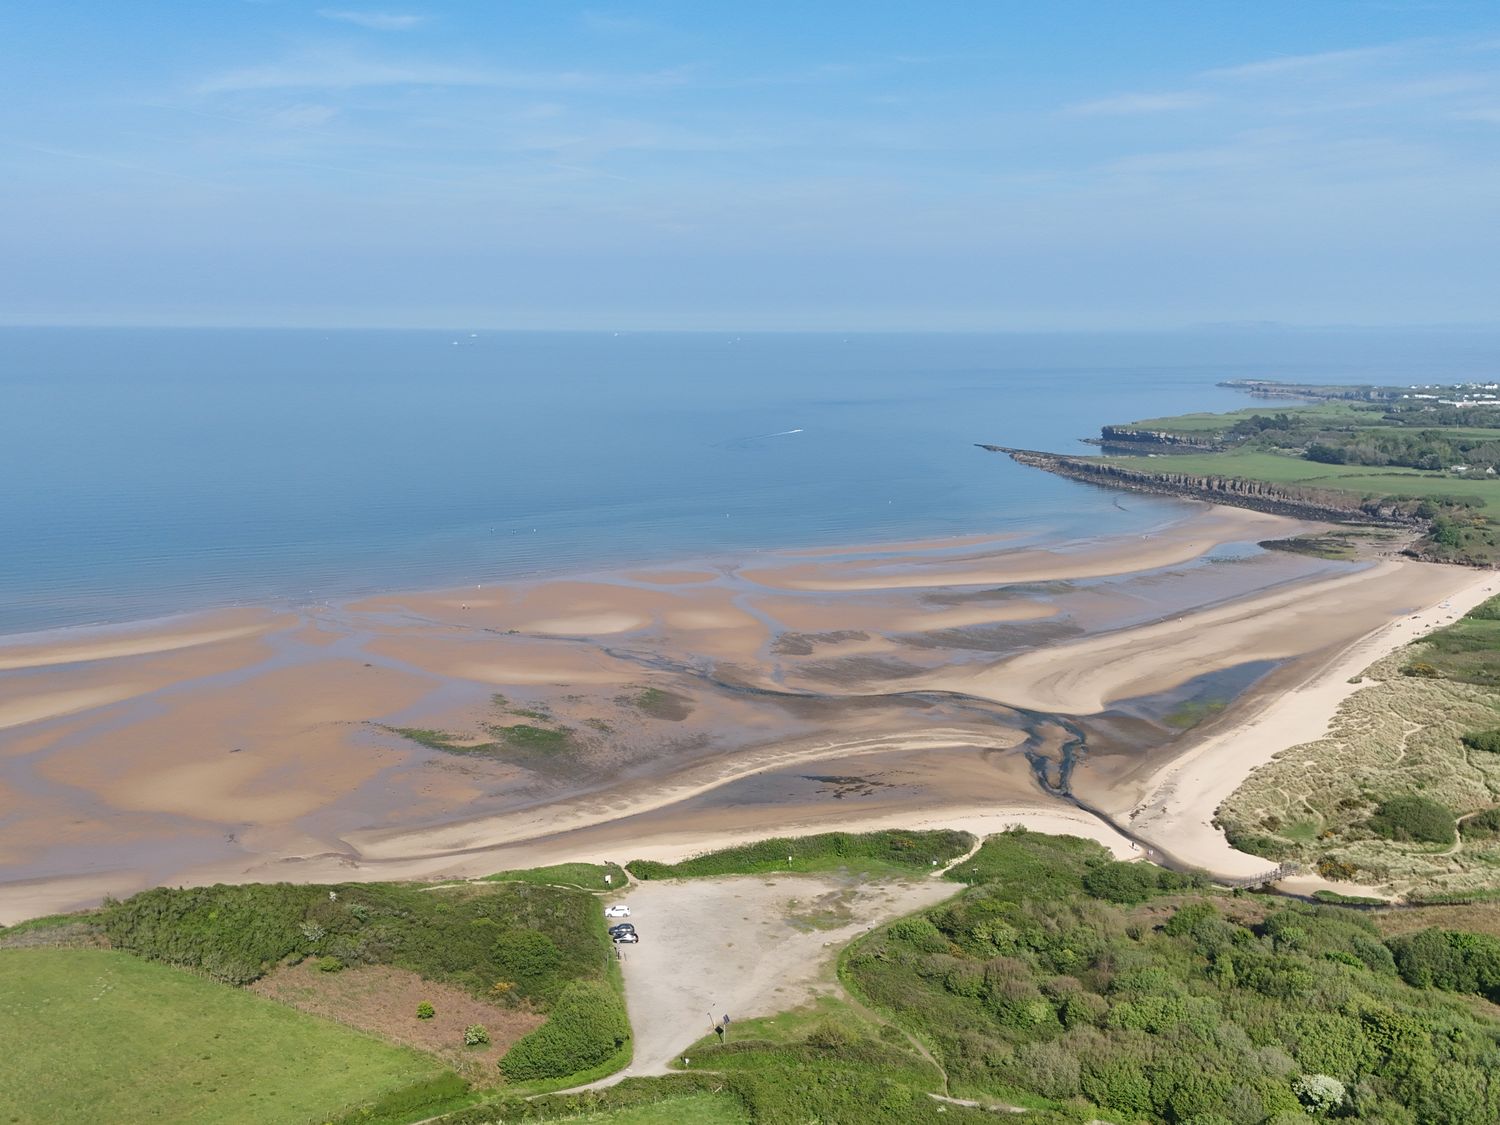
[0, 948, 457, 1125]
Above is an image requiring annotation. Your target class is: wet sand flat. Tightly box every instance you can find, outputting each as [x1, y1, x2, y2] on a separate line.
[0, 502, 1472, 923]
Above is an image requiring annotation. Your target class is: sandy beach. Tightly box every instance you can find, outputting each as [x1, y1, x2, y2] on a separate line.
[0, 502, 1485, 923]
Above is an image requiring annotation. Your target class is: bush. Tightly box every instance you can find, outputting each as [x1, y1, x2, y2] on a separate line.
[1081, 861, 1160, 904]
[1462, 808, 1500, 839]
[316, 955, 344, 973]
[1388, 928, 1500, 1001]
[464, 1024, 490, 1047]
[417, 1001, 435, 1020]
[101, 879, 606, 1002]
[1461, 729, 1500, 753]
[499, 980, 629, 1081]
[1315, 857, 1359, 881]
[1367, 796, 1456, 844]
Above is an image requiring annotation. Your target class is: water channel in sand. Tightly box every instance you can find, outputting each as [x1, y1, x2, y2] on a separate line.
[0, 502, 1482, 922]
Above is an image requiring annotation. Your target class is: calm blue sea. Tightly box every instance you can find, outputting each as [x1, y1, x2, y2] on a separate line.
[3, 327, 1498, 636]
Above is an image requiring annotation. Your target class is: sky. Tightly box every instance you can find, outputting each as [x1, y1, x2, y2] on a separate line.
[2, 1, 1499, 330]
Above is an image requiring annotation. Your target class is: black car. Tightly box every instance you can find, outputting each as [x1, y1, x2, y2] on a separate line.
[608, 922, 636, 936]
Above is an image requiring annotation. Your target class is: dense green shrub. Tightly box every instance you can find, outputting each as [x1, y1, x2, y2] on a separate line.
[1462, 807, 1500, 839]
[845, 832, 1500, 1125]
[1367, 795, 1457, 844]
[102, 880, 607, 1003]
[1082, 861, 1160, 903]
[416, 1002, 435, 1020]
[499, 980, 629, 1081]
[1461, 729, 1500, 753]
[627, 830, 971, 880]
[1388, 928, 1500, 1002]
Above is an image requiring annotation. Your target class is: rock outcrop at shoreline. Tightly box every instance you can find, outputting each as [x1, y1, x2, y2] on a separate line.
[1097, 425, 1223, 453]
[980, 445, 1422, 527]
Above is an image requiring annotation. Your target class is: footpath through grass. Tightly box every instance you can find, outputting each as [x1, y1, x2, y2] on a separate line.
[625, 830, 972, 881]
[0, 948, 452, 1125]
[479, 863, 627, 892]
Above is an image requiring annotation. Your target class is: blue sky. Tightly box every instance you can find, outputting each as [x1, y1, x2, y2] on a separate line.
[3, 1, 1498, 329]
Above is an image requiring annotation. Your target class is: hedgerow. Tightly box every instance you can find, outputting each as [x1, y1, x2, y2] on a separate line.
[626, 829, 971, 880]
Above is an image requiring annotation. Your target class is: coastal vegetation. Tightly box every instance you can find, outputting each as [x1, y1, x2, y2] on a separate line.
[16, 832, 1500, 1121]
[840, 829, 1500, 1123]
[1219, 595, 1500, 897]
[999, 380, 1500, 564]
[626, 829, 974, 881]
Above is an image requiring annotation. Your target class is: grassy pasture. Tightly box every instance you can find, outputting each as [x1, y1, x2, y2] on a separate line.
[1120, 401, 1367, 432]
[0, 948, 453, 1125]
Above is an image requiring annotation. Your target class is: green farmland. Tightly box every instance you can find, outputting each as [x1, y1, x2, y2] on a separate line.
[0, 948, 452, 1125]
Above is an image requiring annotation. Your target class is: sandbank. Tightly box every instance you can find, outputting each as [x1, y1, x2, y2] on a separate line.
[0, 609, 283, 672]
[942, 559, 1463, 714]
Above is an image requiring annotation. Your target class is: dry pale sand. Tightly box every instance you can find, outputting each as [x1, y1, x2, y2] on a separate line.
[1124, 567, 1498, 878]
[941, 559, 1465, 714]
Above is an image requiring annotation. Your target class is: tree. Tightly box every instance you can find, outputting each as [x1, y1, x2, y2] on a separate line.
[1295, 1074, 1347, 1116]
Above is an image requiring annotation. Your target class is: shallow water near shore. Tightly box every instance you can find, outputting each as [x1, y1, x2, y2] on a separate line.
[8, 325, 1497, 636]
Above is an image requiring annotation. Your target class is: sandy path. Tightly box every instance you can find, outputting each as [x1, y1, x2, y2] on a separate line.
[1125, 568, 1498, 879]
[604, 874, 963, 1079]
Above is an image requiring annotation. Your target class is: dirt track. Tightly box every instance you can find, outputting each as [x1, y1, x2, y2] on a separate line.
[605, 873, 961, 1079]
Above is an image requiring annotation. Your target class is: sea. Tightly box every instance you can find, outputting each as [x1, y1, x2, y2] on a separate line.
[3, 326, 1498, 636]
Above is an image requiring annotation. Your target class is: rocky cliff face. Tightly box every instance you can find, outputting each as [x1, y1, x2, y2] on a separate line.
[980, 446, 1422, 527]
[1098, 426, 1223, 452]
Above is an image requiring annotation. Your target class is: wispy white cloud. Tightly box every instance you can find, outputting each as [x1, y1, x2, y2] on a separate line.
[317, 10, 427, 32]
[1064, 91, 1210, 116]
[1201, 44, 1402, 80]
[196, 50, 688, 94]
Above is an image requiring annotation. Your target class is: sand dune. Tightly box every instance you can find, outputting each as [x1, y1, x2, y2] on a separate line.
[1123, 567, 1498, 878]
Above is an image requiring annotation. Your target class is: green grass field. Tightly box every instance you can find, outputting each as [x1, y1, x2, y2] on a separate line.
[0, 948, 452, 1125]
[1101, 447, 1500, 512]
[1119, 401, 1366, 433]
